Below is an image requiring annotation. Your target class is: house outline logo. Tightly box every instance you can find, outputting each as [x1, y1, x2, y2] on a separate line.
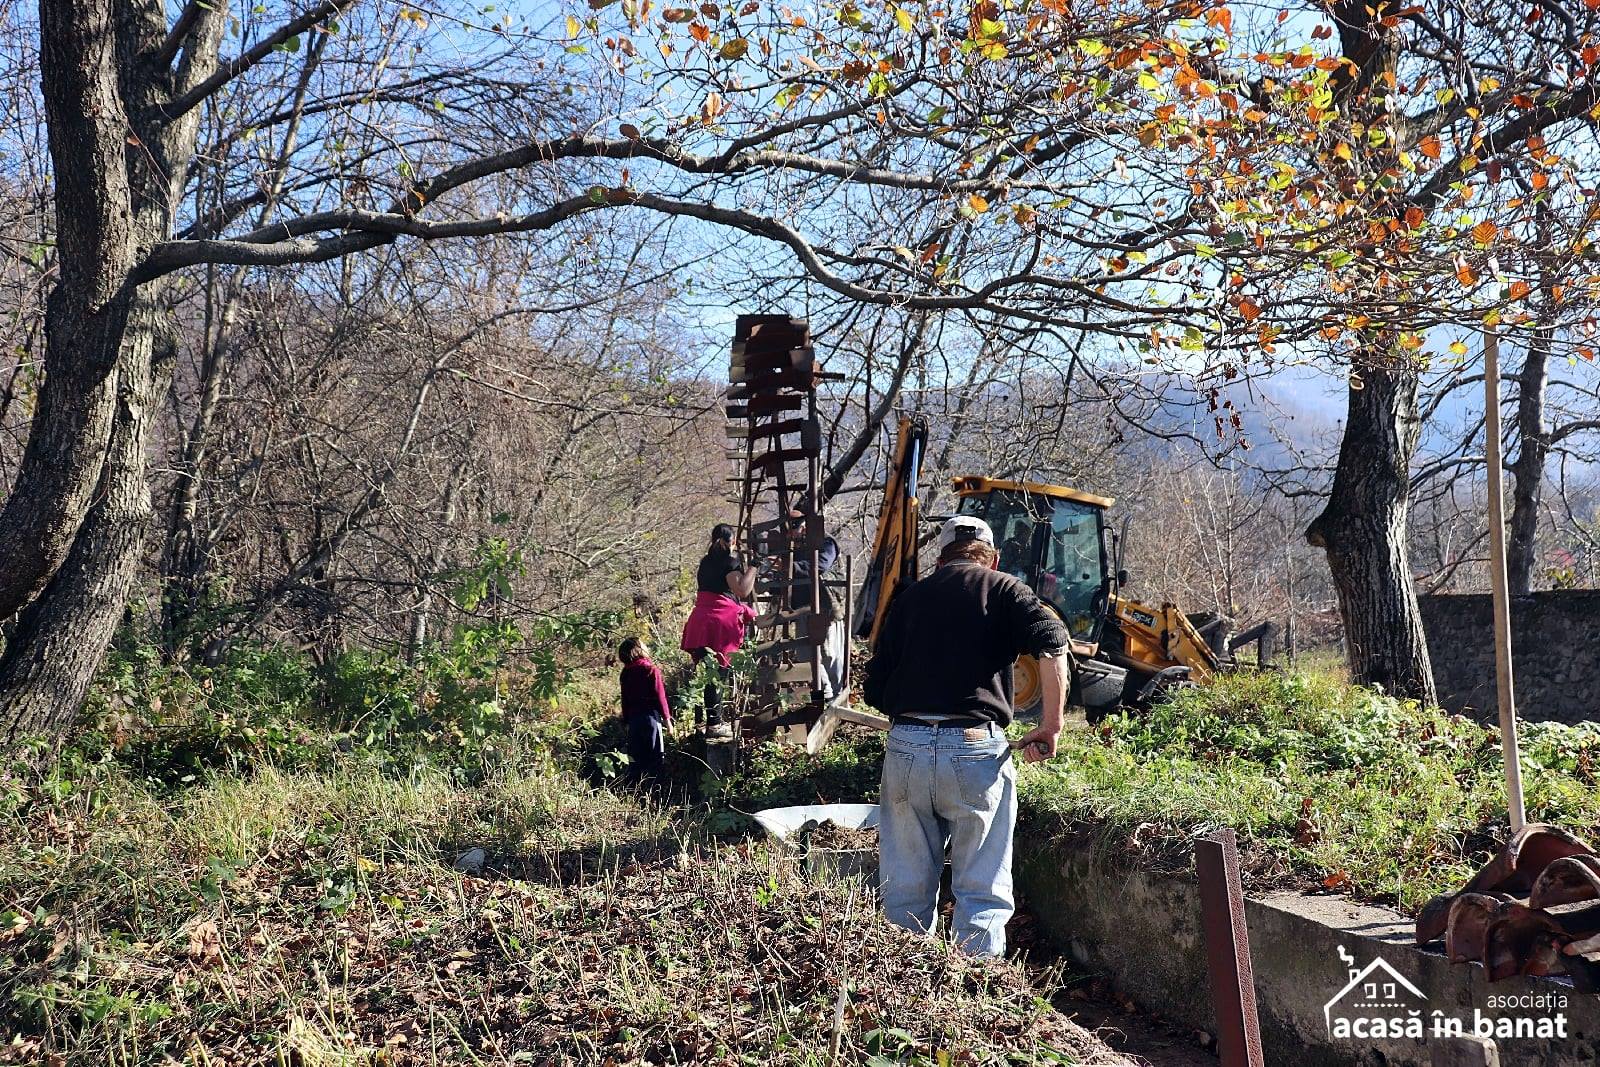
[1324, 945, 1427, 1036]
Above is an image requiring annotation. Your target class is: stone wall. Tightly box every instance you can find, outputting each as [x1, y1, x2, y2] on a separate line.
[1419, 590, 1600, 725]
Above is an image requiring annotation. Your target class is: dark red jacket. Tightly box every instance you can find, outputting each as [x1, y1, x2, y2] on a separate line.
[619, 656, 671, 723]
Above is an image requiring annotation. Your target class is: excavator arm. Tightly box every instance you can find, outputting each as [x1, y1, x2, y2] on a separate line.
[855, 416, 927, 651]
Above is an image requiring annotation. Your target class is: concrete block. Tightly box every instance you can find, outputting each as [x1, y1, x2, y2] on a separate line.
[1016, 838, 1600, 1066]
[1430, 1036, 1499, 1067]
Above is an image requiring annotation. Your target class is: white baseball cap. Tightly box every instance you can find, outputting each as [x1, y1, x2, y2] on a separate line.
[936, 515, 995, 554]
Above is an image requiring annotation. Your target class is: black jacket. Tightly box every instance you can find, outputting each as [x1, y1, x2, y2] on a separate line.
[863, 559, 1071, 726]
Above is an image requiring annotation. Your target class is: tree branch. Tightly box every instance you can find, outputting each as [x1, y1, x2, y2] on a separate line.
[160, 0, 354, 120]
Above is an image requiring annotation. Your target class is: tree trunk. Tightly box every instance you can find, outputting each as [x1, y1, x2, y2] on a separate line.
[159, 286, 235, 652]
[1306, 357, 1437, 704]
[0, 1, 139, 620]
[0, 2, 225, 752]
[0, 299, 169, 748]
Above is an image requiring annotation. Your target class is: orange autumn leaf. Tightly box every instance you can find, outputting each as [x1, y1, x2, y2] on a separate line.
[1418, 134, 1442, 159]
[1510, 280, 1531, 300]
[1472, 220, 1498, 244]
[1456, 258, 1478, 286]
[1239, 298, 1261, 321]
[1404, 205, 1425, 230]
[1532, 171, 1550, 190]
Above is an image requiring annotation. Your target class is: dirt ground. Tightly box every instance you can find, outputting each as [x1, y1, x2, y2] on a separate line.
[1007, 908, 1221, 1067]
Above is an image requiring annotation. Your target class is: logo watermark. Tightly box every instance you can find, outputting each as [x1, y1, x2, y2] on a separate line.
[1324, 945, 1569, 1042]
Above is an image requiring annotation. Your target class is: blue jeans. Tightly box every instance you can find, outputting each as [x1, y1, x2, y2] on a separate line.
[878, 722, 1016, 956]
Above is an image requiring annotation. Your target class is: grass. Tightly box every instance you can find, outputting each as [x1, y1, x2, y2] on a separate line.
[2, 692, 1125, 1066]
[709, 669, 1600, 917]
[1021, 670, 1600, 913]
[18, 643, 1596, 1063]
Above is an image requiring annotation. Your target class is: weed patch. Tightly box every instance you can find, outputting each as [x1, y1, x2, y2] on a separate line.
[1022, 672, 1600, 913]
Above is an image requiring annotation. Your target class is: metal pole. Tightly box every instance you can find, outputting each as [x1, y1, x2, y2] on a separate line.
[1196, 829, 1265, 1067]
[1483, 327, 1527, 833]
[843, 553, 854, 702]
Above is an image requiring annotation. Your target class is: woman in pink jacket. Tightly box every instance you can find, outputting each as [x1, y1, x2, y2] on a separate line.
[680, 523, 756, 730]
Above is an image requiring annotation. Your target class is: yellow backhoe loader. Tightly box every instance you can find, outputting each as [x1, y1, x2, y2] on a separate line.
[855, 417, 1267, 719]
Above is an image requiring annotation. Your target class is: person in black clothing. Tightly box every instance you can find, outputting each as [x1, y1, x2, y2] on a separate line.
[863, 515, 1071, 956]
[695, 523, 757, 599]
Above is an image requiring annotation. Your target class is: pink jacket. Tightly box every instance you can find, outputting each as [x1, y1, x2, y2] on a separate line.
[680, 590, 755, 667]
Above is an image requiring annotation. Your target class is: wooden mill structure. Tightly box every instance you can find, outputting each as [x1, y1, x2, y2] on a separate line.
[724, 315, 857, 753]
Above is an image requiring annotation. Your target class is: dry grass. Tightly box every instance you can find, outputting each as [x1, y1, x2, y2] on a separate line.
[2, 754, 1127, 1066]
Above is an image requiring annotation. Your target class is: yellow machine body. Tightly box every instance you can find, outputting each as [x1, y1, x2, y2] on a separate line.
[858, 420, 1232, 717]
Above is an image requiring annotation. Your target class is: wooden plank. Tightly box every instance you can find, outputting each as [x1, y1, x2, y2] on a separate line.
[1482, 327, 1527, 832]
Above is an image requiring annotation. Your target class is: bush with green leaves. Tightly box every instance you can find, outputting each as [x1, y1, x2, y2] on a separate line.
[1022, 671, 1600, 913]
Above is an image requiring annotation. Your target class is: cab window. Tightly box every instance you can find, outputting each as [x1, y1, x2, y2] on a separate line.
[1040, 498, 1106, 639]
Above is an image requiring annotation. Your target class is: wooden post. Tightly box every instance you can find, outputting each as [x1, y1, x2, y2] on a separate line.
[1483, 328, 1527, 833]
[842, 553, 854, 698]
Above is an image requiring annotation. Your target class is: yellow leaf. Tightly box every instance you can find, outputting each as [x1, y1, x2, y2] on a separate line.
[1333, 142, 1352, 161]
[565, 14, 582, 37]
[1448, 340, 1468, 356]
[968, 194, 990, 213]
[895, 5, 913, 32]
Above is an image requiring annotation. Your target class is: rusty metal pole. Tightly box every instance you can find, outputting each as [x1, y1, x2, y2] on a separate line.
[1196, 829, 1265, 1067]
[1482, 327, 1526, 833]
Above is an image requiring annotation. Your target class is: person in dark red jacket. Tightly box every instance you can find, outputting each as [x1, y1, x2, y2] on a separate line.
[617, 637, 671, 783]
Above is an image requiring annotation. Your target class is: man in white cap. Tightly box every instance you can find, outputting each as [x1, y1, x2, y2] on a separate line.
[862, 514, 1070, 956]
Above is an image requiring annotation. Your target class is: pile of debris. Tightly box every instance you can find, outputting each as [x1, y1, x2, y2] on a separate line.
[1417, 823, 1600, 989]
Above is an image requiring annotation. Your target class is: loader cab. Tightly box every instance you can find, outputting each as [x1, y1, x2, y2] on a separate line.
[952, 476, 1115, 646]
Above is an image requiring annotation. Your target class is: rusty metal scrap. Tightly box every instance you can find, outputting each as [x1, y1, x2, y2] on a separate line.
[1529, 854, 1600, 910]
[1418, 823, 1600, 983]
[1444, 893, 1514, 966]
[1195, 829, 1265, 1067]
